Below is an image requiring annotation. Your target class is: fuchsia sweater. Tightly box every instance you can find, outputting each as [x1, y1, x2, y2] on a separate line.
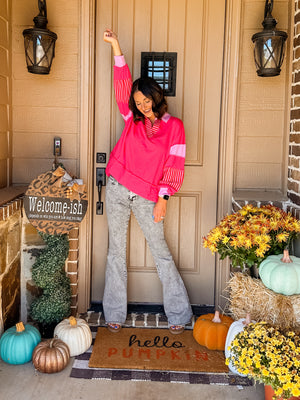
[106, 55, 186, 202]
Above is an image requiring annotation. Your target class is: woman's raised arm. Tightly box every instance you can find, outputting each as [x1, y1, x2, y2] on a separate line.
[103, 29, 122, 56]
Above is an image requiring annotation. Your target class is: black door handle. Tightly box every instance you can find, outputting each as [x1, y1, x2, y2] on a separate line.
[96, 167, 106, 215]
[97, 181, 103, 215]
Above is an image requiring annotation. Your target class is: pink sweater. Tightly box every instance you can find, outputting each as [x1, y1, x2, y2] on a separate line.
[106, 55, 186, 202]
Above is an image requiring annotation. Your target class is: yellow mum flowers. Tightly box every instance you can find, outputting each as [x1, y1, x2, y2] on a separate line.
[226, 322, 300, 400]
[203, 204, 300, 270]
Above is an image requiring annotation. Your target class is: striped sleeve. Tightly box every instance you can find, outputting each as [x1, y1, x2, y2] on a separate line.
[113, 56, 133, 120]
[158, 121, 186, 197]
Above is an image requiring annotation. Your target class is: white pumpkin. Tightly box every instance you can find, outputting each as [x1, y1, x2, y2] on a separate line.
[54, 316, 92, 357]
[225, 314, 253, 376]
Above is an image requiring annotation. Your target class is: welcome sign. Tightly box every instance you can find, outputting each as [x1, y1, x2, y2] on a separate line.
[25, 196, 85, 221]
[24, 167, 88, 235]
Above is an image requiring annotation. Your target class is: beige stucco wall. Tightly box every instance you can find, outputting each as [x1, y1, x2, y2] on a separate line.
[11, 0, 81, 184]
[233, 0, 292, 192]
[0, 0, 11, 188]
[9, 0, 293, 192]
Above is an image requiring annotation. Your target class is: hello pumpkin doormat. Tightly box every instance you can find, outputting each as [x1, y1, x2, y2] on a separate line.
[70, 325, 253, 385]
[88, 327, 228, 373]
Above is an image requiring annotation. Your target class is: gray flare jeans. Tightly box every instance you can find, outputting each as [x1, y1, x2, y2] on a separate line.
[102, 175, 193, 326]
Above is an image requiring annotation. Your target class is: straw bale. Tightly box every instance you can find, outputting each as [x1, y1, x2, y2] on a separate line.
[227, 273, 300, 329]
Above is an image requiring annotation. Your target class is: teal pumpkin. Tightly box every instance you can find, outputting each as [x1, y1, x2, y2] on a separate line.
[259, 250, 300, 296]
[0, 322, 41, 364]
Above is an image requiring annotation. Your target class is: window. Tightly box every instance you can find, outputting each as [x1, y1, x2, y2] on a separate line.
[141, 52, 177, 96]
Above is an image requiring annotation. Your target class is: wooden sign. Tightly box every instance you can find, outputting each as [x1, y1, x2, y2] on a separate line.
[24, 167, 88, 235]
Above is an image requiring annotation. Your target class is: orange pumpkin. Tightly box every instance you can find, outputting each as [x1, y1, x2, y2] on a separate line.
[193, 311, 234, 350]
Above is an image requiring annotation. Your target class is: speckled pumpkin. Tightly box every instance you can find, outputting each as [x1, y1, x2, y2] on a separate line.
[32, 338, 70, 373]
[193, 311, 234, 350]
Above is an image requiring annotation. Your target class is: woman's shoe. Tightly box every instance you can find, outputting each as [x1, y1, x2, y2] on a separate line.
[169, 325, 184, 335]
[107, 323, 122, 333]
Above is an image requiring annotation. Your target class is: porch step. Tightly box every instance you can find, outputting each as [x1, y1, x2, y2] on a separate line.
[80, 303, 215, 330]
[80, 310, 194, 329]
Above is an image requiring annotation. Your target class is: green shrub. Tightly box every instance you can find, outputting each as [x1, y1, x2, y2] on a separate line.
[30, 232, 71, 325]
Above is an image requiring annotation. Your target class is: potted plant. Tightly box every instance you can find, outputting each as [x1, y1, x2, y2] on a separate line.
[203, 204, 300, 273]
[30, 232, 71, 338]
[226, 321, 300, 400]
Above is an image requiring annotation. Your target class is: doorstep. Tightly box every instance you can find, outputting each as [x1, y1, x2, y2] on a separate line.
[81, 303, 215, 330]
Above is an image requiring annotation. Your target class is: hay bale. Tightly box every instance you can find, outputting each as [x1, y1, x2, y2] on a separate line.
[227, 273, 300, 329]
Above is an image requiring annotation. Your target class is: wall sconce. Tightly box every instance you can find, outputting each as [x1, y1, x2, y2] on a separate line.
[22, 0, 57, 75]
[251, 0, 287, 77]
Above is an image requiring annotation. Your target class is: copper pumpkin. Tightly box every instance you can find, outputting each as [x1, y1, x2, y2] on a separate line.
[32, 338, 70, 373]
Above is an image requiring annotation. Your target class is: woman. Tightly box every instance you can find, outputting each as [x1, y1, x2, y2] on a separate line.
[103, 29, 192, 334]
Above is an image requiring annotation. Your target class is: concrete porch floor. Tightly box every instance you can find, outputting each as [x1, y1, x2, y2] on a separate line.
[0, 358, 265, 400]
[0, 311, 266, 399]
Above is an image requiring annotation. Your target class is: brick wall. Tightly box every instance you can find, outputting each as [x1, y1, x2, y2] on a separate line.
[289, 1, 300, 205]
[67, 227, 79, 316]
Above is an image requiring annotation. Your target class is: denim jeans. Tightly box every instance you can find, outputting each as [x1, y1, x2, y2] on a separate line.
[102, 175, 193, 326]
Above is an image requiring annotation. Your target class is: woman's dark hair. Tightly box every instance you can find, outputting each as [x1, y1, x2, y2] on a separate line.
[129, 77, 168, 123]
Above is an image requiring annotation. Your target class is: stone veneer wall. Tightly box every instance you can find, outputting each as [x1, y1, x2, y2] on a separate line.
[0, 198, 22, 334]
[21, 216, 80, 322]
[0, 199, 80, 332]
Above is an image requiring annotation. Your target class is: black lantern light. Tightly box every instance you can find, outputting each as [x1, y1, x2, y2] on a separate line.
[23, 0, 57, 75]
[251, 0, 287, 77]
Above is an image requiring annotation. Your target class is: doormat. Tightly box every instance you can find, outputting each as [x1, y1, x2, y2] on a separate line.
[89, 327, 228, 372]
[70, 325, 253, 386]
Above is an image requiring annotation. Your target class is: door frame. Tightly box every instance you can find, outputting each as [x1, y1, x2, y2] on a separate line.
[215, 0, 242, 309]
[78, 0, 241, 312]
[78, 0, 95, 312]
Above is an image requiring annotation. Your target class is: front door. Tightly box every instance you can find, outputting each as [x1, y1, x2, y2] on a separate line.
[91, 0, 226, 306]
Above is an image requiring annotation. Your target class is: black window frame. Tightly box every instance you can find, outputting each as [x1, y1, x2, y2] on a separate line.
[141, 52, 177, 97]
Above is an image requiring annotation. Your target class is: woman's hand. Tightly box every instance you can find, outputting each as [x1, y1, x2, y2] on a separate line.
[153, 197, 167, 223]
[103, 29, 122, 56]
[103, 29, 117, 44]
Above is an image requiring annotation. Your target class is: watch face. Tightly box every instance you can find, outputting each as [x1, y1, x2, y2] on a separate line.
[163, 195, 170, 200]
